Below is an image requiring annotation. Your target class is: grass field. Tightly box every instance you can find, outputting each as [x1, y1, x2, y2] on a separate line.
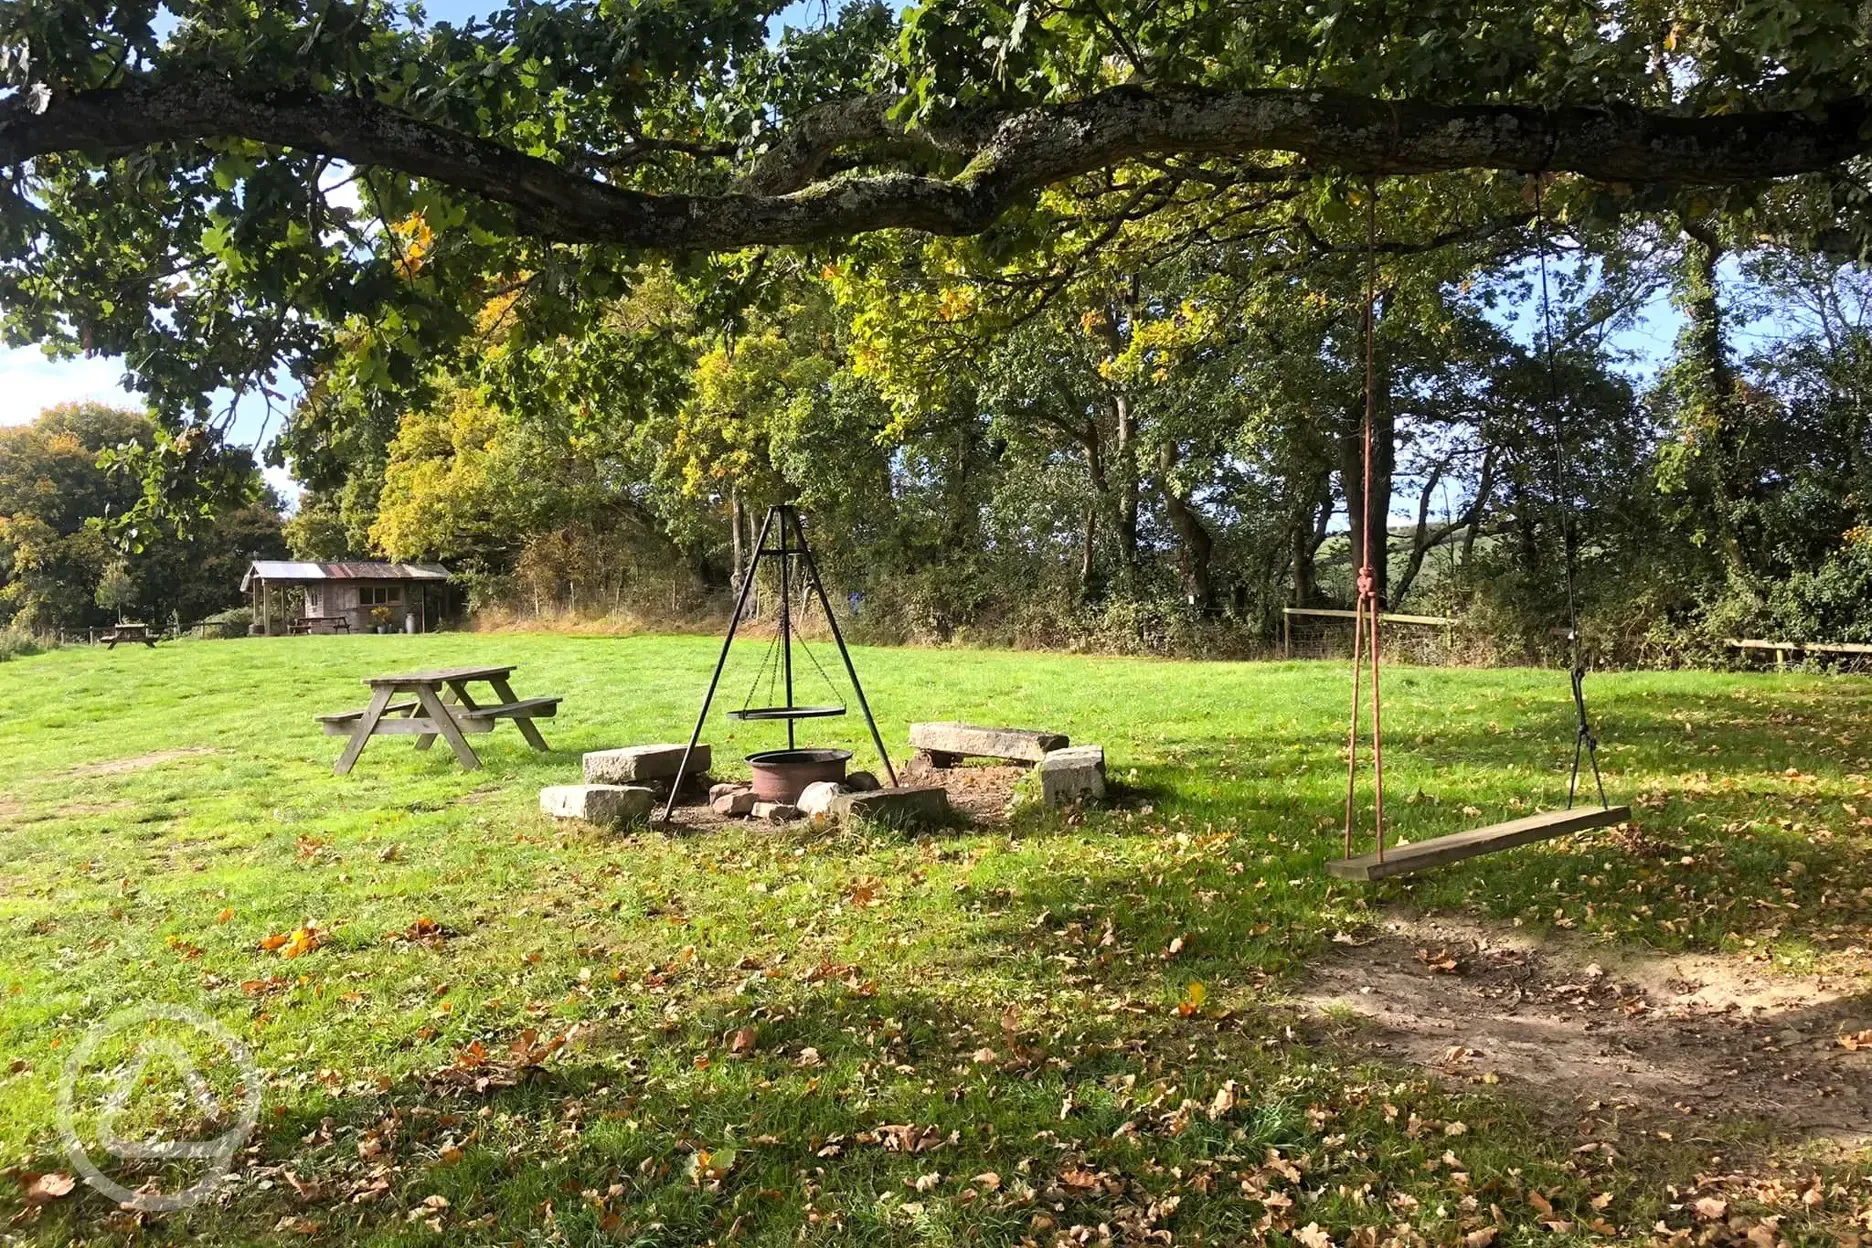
[3, 634, 1872, 1244]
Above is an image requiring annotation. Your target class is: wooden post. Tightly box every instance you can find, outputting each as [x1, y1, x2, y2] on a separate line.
[259, 579, 270, 635]
[1282, 608, 1291, 659]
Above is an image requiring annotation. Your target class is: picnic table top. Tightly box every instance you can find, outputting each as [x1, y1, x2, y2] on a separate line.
[363, 665, 516, 687]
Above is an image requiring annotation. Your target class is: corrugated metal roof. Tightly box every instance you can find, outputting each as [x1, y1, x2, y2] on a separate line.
[242, 560, 450, 591]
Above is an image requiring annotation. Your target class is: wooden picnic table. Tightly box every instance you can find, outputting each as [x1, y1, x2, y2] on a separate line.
[317, 665, 560, 775]
[103, 624, 157, 649]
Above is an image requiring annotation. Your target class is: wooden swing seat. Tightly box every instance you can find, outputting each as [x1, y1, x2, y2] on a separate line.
[1327, 804, 1630, 882]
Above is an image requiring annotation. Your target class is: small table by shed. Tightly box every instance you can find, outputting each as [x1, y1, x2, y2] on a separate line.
[318, 665, 560, 775]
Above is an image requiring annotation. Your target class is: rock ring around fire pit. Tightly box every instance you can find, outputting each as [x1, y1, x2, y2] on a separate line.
[747, 748, 851, 803]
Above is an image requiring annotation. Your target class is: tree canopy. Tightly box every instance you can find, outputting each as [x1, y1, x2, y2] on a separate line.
[5, 0, 1872, 431]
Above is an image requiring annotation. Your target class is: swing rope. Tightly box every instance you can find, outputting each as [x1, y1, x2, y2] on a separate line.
[1345, 179, 1387, 863]
[1532, 176, 1609, 810]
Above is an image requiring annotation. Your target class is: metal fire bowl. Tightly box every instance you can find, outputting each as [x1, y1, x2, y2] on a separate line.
[746, 748, 851, 803]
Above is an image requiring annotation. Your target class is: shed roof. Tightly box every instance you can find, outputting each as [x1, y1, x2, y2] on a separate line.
[242, 560, 450, 591]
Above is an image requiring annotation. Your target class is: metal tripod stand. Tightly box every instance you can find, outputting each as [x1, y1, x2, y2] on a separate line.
[661, 504, 896, 823]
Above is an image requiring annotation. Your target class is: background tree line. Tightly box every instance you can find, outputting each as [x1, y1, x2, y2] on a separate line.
[0, 404, 285, 634]
[270, 190, 1872, 662]
[8, 0, 1872, 662]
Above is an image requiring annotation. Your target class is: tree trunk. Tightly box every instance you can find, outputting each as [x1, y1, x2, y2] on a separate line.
[1080, 506, 1097, 597]
[1290, 470, 1333, 607]
[1678, 218, 1753, 583]
[1337, 297, 1394, 607]
[730, 490, 744, 587]
[1110, 391, 1140, 582]
[1337, 407, 1394, 608]
[1156, 442, 1215, 611]
[1392, 448, 1495, 608]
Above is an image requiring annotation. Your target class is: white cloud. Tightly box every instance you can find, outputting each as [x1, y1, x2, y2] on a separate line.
[0, 347, 139, 422]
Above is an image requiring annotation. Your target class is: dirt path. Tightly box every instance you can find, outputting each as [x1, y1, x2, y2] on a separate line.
[1297, 914, 1872, 1144]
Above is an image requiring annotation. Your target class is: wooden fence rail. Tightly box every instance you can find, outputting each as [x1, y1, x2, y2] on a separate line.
[1725, 637, 1872, 668]
[1282, 607, 1458, 659]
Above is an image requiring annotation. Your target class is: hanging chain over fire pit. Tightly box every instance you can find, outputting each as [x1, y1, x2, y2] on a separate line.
[662, 505, 897, 820]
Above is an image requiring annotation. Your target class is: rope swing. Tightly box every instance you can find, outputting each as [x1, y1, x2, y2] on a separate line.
[1328, 174, 1629, 883]
[1344, 178, 1387, 865]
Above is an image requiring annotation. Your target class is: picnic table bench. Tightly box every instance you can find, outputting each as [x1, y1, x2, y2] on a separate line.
[318, 665, 560, 775]
[289, 616, 350, 635]
[102, 624, 157, 649]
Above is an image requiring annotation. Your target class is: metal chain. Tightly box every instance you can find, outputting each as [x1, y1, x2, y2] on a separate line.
[1533, 176, 1608, 810]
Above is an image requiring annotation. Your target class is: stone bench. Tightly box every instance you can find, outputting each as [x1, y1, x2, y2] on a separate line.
[584, 743, 712, 784]
[827, 785, 949, 828]
[1038, 745, 1106, 806]
[540, 784, 655, 827]
[908, 722, 1067, 768]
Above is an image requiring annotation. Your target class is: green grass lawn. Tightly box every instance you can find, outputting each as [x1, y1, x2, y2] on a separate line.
[3, 634, 1871, 1244]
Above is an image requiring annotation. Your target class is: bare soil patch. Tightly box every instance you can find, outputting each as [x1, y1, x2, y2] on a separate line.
[1298, 914, 1872, 1144]
[66, 747, 220, 777]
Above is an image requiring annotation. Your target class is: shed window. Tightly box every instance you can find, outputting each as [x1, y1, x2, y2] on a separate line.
[359, 585, 403, 606]
[306, 587, 321, 610]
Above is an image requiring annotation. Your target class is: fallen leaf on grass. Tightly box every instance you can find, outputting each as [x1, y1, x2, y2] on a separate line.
[261, 925, 327, 959]
[388, 917, 452, 947]
[1176, 981, 1206, 1017]
[1694, 1197, 1728, 1220]
[20, 1172, 74, 1204]
[728, 1026, 757, 1056]
[685, 1148, 736, 1184]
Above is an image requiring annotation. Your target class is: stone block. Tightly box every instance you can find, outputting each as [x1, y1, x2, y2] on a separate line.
[1038, 745, 1105, 806]
[827, 785, 950, 829]
[712, 789, 758, 817]
[797, 781, 847, 817]
[584, 743, 711, 784]
[752, 801, 800, 823]
[540, 784, 656, 826]
[908, 722, 1067, 763]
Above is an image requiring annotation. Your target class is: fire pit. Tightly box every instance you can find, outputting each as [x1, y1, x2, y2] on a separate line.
[747, 748, 851, 803]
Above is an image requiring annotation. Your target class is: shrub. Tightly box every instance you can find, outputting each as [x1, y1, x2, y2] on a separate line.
[0, 626, 60, 662]
[195, 606, 253, 639]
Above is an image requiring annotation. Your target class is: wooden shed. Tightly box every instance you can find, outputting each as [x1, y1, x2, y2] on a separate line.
[240, 561, 452, 636]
